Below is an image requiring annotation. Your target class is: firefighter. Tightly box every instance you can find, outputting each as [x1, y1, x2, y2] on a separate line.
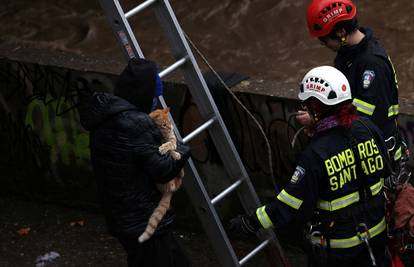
[298, 0, 403, 183]
[230, 66, 391, 267]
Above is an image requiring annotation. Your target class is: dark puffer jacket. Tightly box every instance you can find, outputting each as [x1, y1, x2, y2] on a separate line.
[80, 59, 190, 238]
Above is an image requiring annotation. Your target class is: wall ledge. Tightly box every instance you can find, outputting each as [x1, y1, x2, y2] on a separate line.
[1, 44, 413, 115]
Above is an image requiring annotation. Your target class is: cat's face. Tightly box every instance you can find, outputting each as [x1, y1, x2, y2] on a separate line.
[149, 108, 172, 131]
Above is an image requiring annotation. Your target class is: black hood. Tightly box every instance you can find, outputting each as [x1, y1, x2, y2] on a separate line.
[79, 92, 136, 131]
[114, 58, 158, 114]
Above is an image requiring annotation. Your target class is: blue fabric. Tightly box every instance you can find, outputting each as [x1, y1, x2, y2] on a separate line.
[151, 98, 159, 111]
[154, 73, 163, 97]
[151, 73, 164, 111]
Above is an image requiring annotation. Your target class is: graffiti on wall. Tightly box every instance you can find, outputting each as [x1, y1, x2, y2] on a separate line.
[0, 110, 49, 178]
[178, 85, 307, 195]
[25, 98, 90, 167]
[0, 59, 115, 194]
[2, 58, 414, 203]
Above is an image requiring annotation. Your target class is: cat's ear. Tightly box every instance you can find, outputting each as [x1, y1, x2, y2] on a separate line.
[164, 107, 171, 114]
[149, 110, 158, 119]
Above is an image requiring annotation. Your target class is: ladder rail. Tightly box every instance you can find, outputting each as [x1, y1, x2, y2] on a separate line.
[98, 0, 144, 58]
[152, 0, 262, 208]
[152, 0, 213, 117]
[182, 159, 241, 266]
[98, 1, 288, 266]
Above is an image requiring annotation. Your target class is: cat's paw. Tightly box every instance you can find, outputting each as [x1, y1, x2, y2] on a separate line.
[159, 143, 170, 154]
[171, 151, 181, 160]
[172, 177, 183, 192]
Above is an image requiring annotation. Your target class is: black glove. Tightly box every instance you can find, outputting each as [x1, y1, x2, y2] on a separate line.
[229, 214, 259, 238]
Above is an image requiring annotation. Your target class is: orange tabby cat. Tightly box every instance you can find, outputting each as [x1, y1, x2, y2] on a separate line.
[138, 108, 184, 243]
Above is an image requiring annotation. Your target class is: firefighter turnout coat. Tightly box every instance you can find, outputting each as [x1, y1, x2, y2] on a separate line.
[335, 28, 401, 163]
[252, 117, 391, 263]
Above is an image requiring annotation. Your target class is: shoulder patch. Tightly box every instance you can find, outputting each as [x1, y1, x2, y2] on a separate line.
[290, 166, 306, 184]
[362, 70, 375, 89]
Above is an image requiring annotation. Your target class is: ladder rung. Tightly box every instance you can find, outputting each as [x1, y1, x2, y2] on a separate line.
[211, 178, 244, 205]
[158, 57, 187, 78]
[182, 117, 216, 144]
[125, 0, 157, 19]
[239, 240, 270, 266]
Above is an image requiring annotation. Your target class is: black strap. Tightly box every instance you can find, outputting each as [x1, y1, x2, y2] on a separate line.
[354, 119, 393, 174]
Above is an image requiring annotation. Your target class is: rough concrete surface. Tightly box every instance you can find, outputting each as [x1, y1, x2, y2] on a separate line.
[0, 195, 307, 267]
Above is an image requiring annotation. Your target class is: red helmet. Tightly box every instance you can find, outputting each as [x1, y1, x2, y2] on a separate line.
[307, 0, 357, 37]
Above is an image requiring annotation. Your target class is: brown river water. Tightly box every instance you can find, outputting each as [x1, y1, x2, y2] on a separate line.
[1, 0, 414, 99]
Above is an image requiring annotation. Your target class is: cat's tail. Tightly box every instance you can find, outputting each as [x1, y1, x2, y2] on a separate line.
[138, 193, 173, 243]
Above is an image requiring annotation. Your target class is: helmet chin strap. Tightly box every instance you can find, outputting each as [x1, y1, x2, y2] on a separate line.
[306, 105, 320, 123]
[307, 104, 335, 123]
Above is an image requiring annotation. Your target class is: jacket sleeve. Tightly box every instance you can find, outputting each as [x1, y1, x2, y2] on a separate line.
[131, 119, 190, 184]
[252, 151, 322, 230]
[351, 58, 394, 127]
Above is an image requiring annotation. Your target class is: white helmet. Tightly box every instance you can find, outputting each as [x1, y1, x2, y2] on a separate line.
[298, 66, 351, 106]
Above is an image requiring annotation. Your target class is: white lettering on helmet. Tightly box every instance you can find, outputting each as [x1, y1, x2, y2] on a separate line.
[322, 7, 344, 24]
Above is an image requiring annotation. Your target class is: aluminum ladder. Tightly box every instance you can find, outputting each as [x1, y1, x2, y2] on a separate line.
[98, 1, 288, 266]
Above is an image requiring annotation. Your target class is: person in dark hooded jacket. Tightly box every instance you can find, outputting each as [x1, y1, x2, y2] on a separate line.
[80, 58, 191, 267]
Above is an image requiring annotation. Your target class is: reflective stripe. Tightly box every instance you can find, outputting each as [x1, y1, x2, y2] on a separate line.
[277, 190, 303, 210]
[256, 206, 273, 229]
[370, 178, 384, 196]
[317, 178, 384, 211]
[353, 98, 375, 116]
[388, 105, 399, 117]
[311, 217, 386, 248]
[388, 56, 399, 90]
[329, 217, 386, 248]
[318, 192, 359, 211]
[394, 146, 402, 161]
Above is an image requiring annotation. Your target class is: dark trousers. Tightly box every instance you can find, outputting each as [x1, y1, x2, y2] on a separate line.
[118, 230, 190, 267]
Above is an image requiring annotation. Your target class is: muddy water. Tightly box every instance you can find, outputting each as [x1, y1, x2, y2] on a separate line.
[2, 0, 414, 99]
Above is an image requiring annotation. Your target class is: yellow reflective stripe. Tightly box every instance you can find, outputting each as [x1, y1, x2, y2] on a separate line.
[388, 105, 399, 117]
[256, 206, 273, 229]
[388, 56, 399, 89]
[353, 98, 375, 116]
[329, 217, 386, 248]
[370, 178, 384, 196]
[277, 190, 303, 210]
[318, 179, 384, 211]
[317, 191, 359, 211]
[394, 146, 402, 161]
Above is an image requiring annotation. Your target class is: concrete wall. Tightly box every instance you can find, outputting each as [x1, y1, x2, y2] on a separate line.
[0, 52, 413, 209]
[0, 59, 114, 205]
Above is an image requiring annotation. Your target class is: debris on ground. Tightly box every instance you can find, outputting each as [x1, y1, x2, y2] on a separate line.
[16, 227, 31, 236]
[35, 251, 60, 267]
[69, 220, 85, 227]
[0, 195, 307, 267]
